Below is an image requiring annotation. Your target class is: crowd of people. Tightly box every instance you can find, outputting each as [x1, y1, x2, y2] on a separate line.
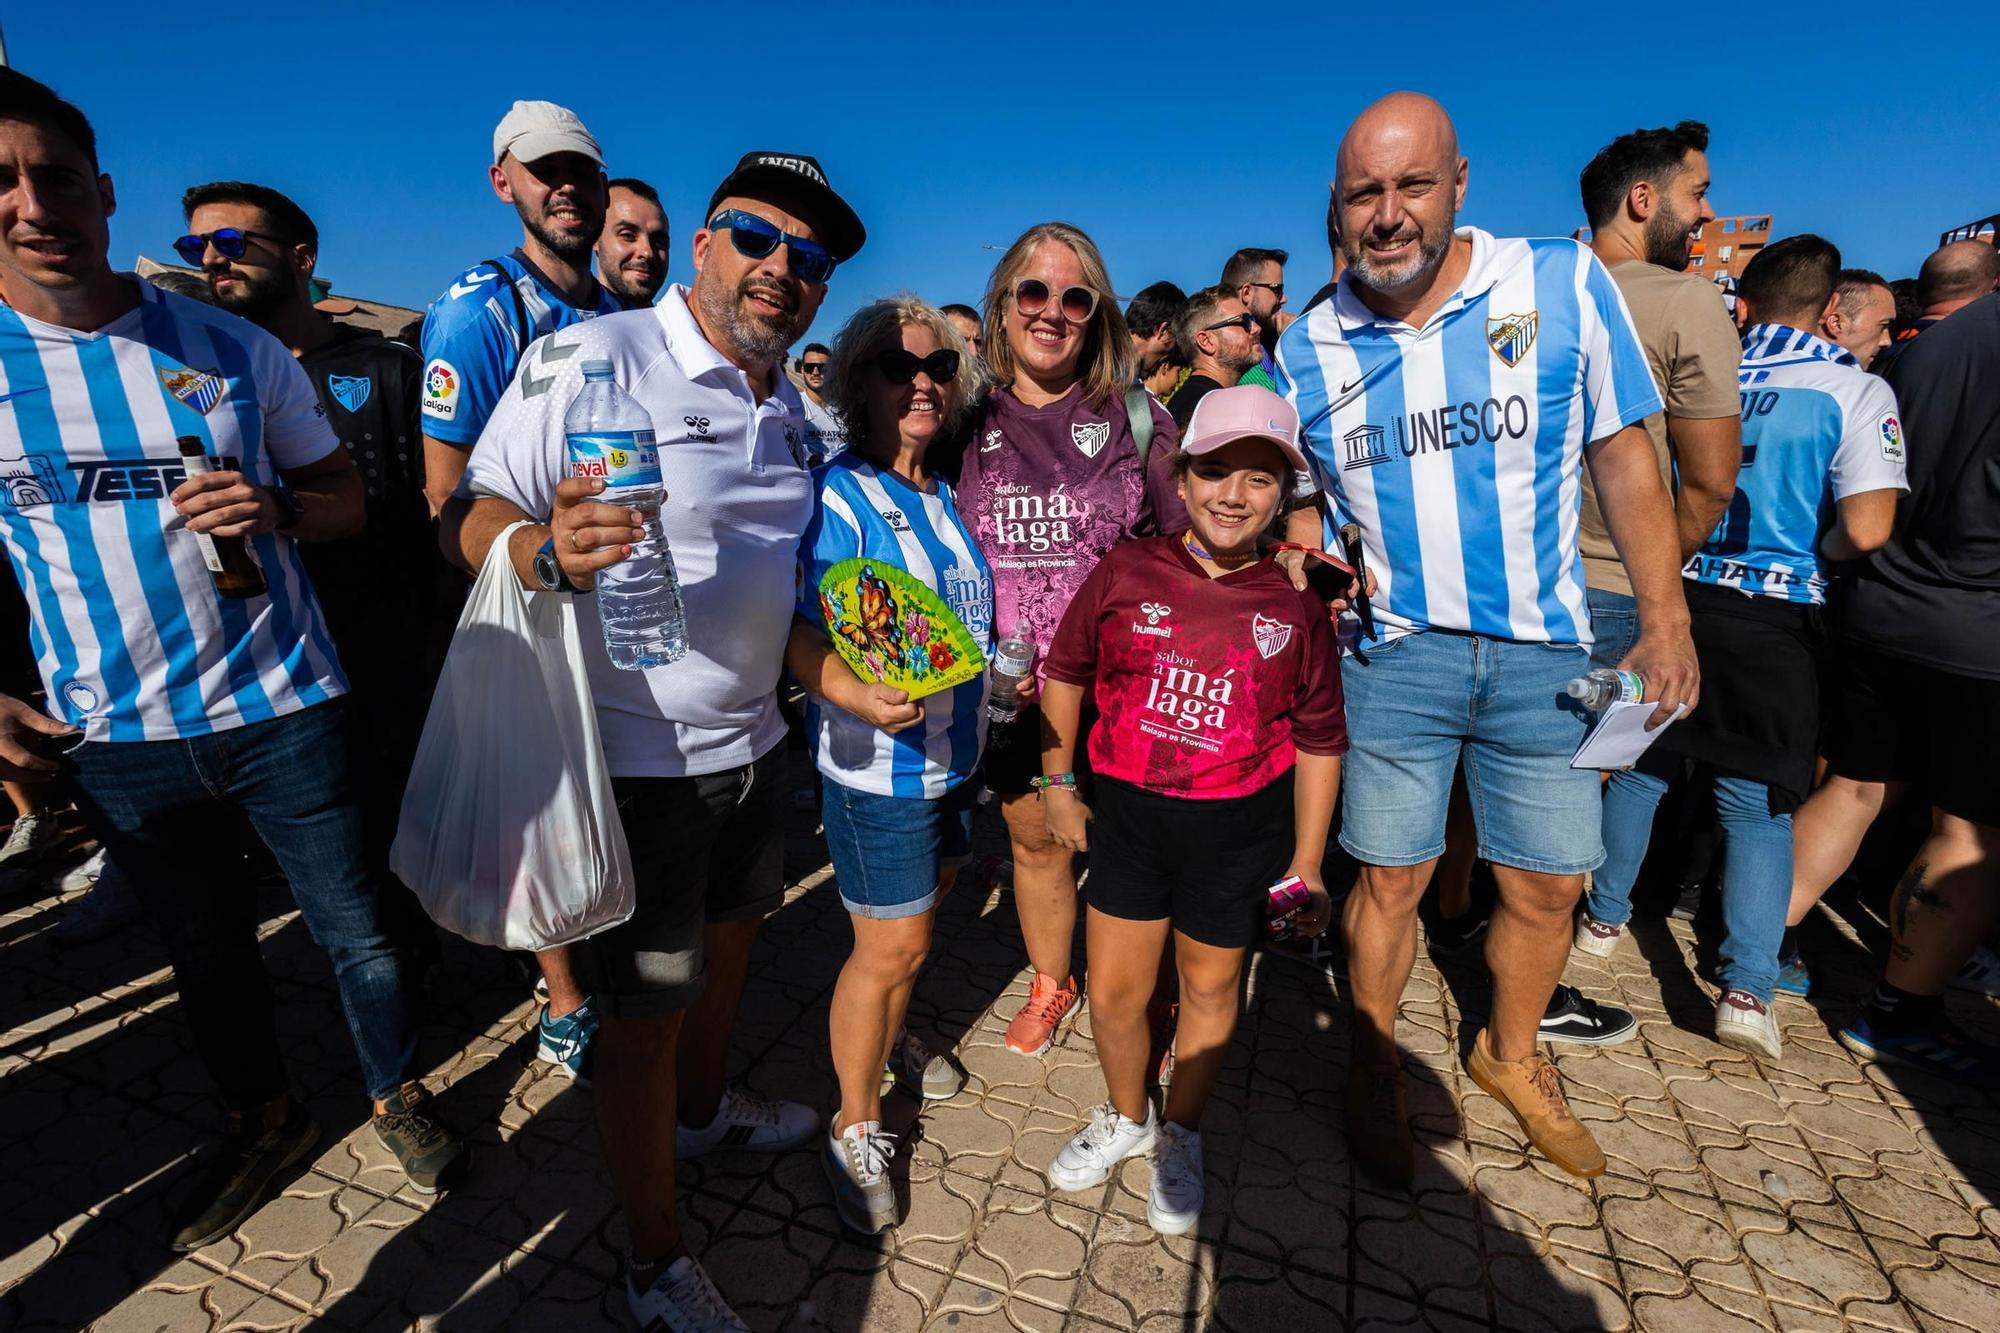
[0, 66, 1995, 1332]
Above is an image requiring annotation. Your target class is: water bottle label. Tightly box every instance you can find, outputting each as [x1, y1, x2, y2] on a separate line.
[1611, 669, 1646, 703]
[568, 430, 661, 489]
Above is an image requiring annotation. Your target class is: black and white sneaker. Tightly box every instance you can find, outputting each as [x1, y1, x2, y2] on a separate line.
[1539, 984, 1637, 1046]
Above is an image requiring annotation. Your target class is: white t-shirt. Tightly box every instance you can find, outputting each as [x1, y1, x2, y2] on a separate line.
[0, 280, 346, 741]
[463, 285, 815, 777]
[800, 392, 848, 463]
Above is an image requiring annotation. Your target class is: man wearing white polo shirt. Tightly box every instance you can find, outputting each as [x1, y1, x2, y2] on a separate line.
[446, 151, 865, 1332]
[1278, 93, 1699, 1186]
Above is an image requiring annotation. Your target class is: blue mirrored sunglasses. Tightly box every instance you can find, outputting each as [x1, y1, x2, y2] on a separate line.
[705, 209, 836, 284]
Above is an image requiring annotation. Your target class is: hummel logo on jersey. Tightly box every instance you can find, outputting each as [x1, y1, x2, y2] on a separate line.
[1252, 613, 1294, 659]
[981, 429, 1003, 453]
[1071, 420, 1110, 458]
[683, 414, 718, 443]
[1486, 311, 1538, 367]
[1131, 600, 1174, 638]
[1140, 602, 1172, 625]
[881, 508, 912, 532]
[447, 268, 500, 300]
[519, 339, 580, 399]
[327, 374, 372, 413]
[160, 366, 225, 415]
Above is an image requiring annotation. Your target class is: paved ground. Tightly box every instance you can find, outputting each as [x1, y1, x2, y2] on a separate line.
[3, 787, 1999, 1332]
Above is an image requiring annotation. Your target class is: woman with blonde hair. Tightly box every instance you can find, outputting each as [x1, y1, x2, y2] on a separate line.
[953, 222, 1184, 1060]
[785, 295, 992, 1235]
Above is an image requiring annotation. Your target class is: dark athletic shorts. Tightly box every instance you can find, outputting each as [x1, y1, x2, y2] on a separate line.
[1822, 640, 2000, 828]
[1084, 772, 1295, 949]
[577, 745, 788, 1017]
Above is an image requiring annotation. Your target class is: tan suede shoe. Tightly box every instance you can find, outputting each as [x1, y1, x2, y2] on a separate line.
[1464, 1028, 1606, 1179]
[1345, 1055, 1415, 1189]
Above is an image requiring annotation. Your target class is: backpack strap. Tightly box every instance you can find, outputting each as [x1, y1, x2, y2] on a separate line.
[1124, 384, 1156, 470]
[481, 257, 534, 356]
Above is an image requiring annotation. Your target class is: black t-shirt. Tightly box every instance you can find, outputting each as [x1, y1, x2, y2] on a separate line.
[1167, 373, 1224, 430]
[1840, 293, 2000, 679]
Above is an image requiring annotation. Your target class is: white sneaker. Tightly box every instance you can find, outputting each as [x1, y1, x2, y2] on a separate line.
[0, 812, 60, 867]
[53, 855, 141, 944]
[625, 1253, 748, 1333]
[1952, 944, 2000, 998]
[675, 1084, 818, 1157]
[1148, 1121, 1204, 1235]
[57, 847, 109, 894]
[1714, 989, 1783, 1060]
[1572, 912, 1624, 958]
[880, 1027, 964, 1101]
[1047, 1102, 1156, 1192]
[822, 1117, 898, 1235]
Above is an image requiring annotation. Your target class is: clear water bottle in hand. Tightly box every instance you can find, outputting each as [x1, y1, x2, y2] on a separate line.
[1566, 667, 1645, 711]
[988, 636, 1035, 721]
[565, 360, 687, 670]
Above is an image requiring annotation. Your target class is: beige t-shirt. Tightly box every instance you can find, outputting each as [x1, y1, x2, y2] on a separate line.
[1579, 260, 1742, 596]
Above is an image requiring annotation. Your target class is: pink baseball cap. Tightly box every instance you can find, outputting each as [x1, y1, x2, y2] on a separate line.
[1179, 384, 1309, 473]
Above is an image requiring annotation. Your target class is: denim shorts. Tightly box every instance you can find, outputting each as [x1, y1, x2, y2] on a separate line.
[821, 775, 979, 919]
[1337, 631, 1603, 875]
[1586, 586, 1640, 673]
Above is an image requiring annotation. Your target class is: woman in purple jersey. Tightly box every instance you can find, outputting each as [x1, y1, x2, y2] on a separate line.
[953, 222, 1183, 1060]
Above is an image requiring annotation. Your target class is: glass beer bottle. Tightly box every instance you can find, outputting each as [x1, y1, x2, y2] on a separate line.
[176, 435, 267, 599]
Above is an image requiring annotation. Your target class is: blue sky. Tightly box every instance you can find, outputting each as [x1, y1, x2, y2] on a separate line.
[9, 4, 1997, 345]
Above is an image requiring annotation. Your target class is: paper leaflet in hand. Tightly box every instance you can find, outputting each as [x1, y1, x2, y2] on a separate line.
[817, 557, 985, 702]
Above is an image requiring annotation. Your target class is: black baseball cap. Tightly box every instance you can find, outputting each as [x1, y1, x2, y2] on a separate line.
[705, 152, 866, 262]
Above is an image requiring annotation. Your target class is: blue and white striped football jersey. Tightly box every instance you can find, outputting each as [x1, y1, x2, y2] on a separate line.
[1686, 325, 1907, 605]
[795, 454, 993, 799]
[0, 281, 347, 741]
[419, 250, 621, 447]
[1277, 228, 1662, 646]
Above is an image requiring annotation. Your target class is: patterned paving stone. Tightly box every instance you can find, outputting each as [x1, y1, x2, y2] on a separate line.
[5, 806, 1999, 1332]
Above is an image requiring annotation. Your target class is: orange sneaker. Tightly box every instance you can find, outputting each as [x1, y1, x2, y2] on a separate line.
[1004, 972, 1080, 1056]
[1464, 1027, 1606, 1178]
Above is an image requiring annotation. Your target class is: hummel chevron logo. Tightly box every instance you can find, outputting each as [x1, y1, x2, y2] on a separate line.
[448, 269, 500, 300]
[520, 340, 582, 399]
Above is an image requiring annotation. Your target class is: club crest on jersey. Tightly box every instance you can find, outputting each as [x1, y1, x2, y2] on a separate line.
[1252, 613, 1294, 659]
[327, 374, 373, 414]
[1071, 421, 1110, 458]
[1486, 311, 1538, 368]
[160, 365, 225, 415]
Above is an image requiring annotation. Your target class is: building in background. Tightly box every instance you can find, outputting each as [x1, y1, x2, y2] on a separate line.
[133, 256, 423, 342]
[1939, 212, 1998, 245]
[1684, 214, 1771, 279]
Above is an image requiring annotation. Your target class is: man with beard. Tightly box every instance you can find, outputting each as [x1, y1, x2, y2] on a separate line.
[1166, 285, 1261, 429]
[181, 181, 442, 882]
[597, 176, 669, 309]
[1222, 245, 1287, 390]
[1124, 279, 1187, 386]
[419, 100, 619, 1086]
[444, 151, 864, 1331]
[1278, 92, 1698, 1186]
[1575, 118, 1743, 661]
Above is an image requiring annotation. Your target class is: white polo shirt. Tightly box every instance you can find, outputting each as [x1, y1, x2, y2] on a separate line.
[463, 284, 815, 777]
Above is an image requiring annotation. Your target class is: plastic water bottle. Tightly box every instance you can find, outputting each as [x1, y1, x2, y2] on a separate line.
[988, 636, 1035, 721]
[565, 360, 687, 669]
[1566, 667, 1645, 711]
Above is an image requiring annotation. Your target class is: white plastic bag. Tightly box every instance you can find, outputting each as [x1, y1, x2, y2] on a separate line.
[391, 521, 635, 950]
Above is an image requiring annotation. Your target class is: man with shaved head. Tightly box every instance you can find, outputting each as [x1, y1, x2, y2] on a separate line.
[1278, 92, 1698, 1185]
[1874, 238, 2000, 372]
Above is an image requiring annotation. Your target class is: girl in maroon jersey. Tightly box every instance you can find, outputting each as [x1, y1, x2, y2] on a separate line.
[953, 222, 1185, 1059]
[1034, 385, 1347, 1234]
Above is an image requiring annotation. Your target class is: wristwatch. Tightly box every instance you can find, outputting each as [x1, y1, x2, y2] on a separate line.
[533, 535, 565, 591]
[270, 486, 305, 532]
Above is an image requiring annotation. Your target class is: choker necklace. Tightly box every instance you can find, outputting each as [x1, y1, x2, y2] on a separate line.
[1183, 530, 1255, 568]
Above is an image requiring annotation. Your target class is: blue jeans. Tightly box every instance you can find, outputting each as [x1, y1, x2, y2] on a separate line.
[1337, 631, 1603, 874]
[1591, 760, 1792, 1003]
[1586, 587, 1640, 672]
[67, 700, 418, 1106]
[820, 775, 978, 920]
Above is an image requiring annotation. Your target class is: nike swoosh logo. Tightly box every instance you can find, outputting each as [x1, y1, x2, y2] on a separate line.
[0, 387, 49, 407]
[1340, 378, 1365, 394]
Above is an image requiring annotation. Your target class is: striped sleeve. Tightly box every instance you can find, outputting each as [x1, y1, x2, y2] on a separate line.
[1576, 247, 1665, 443]
[795, 471, 864, 623]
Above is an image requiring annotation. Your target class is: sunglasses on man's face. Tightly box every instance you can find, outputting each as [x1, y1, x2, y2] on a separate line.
[875, 348, 960, 385]
[800, 361, 828, 375]
[1244, 280, 1285, 300]
[1201, 312, 1259, 335]
[705, 209, 837, 284]
[1013, 278, 1098, 324]
[173, 227, 289, 266]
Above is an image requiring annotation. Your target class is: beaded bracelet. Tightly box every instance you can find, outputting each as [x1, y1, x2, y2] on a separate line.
[1029, 772, 1077, 791]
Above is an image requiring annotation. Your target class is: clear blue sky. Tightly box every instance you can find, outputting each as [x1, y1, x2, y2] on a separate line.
[10, 4, 1997, 345]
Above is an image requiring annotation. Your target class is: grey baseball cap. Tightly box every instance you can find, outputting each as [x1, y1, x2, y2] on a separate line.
[492, 100, 604, 168]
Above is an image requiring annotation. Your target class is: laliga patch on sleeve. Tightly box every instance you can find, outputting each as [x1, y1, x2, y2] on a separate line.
[422, 359, 460, 421]
[1878, 414, 1904, 462]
